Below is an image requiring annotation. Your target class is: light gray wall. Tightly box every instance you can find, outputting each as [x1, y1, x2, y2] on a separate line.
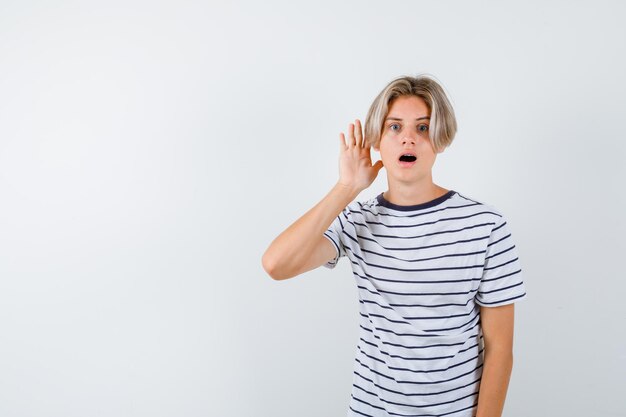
[0, 1, 624, 416]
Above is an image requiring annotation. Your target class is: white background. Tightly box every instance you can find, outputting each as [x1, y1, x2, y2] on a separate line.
[1, 1, 625, 416]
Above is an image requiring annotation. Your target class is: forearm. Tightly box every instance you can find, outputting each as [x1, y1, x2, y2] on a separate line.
[476, 349, 513, 417]
[262, 182, 359, 278]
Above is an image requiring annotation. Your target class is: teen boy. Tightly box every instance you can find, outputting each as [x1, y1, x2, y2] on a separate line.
[262, 75, 527, 417]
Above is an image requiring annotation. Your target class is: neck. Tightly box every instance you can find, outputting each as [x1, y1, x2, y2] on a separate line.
[384, 178, 448, 206]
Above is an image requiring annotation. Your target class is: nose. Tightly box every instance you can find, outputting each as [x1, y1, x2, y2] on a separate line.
[402, 135, 416, 145]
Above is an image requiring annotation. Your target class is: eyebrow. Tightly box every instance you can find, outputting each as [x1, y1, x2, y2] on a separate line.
[385, 116, 430, 121]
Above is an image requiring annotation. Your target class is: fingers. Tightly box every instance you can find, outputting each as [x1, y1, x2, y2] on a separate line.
[340, 119, 365, 150]
[348, 122, 356, 147]
[354, 119, 364, 148]
[339, 132, 347, 152]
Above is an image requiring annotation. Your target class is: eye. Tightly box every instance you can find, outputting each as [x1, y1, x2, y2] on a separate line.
[418, 124, 429, 132]
[389, 123, 400, 132]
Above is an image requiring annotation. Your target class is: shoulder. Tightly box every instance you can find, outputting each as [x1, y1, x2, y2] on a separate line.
[452, 190, 507, 225]
[344, 193, 380, 216]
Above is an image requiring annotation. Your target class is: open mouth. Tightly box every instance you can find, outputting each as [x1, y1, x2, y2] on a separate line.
[398, 153, 417, 168]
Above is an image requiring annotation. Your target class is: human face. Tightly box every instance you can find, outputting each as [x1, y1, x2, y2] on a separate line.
[374, 95, 439, 183]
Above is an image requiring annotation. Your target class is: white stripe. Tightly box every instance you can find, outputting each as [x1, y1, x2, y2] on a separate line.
[324, 191, 527, 415]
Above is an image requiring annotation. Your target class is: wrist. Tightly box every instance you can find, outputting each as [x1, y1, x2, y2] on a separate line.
[334, 181, 361, 199]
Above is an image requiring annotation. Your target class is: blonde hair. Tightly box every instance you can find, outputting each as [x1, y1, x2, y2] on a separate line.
[364, 74, 457, 153]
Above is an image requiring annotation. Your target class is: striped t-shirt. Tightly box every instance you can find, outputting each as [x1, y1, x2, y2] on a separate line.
[322, 189, 527, 417]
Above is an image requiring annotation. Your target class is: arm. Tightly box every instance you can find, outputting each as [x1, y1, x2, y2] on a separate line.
[476, 303, 515, 417]
[261, 119, 383, 281]
[261, 182, 360, 280]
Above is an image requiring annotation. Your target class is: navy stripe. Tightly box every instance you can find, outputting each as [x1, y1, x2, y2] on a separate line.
[361, 246, 489, 265]
[476, 292, 527, 306]
[354, 211, 502, 230]
[484, 244, 515, 260]
[352, 383, 480, 409]
[359, 338, 457, 361]
[357, 340, 486, 376]
[353, 267, 485, 285]
[359, 337, 482, 366]
[478, 281, 524, 295]
[360, 310, 480, 332]
[355, 276, 481, 297]
[422, 311, 480, 333]
[381, 389, 478, 410]
[455, 192, 485, 207]
[359, 309, 480, 334]
[339, 212, 494, 250]
[323, 191, 525, 414]
[377, 190, 457, 211]
[360, 221, 495, 240]
[360, 299, 476, 320]
[349, 404, 376, 417]
[359, 317, 481, 339]
[356, 284, 479, 307]
[350, 397, 384, 415]
[354, 355, 485, 384]
[487, 234, 511, 250]
[479, 268, 522, 283]
[340, 248, 488, 277]
[338, 235, 493, 273]
[349, 398, 479, 417]
[372, 221, 495, 240]
[359, 200, 481, 219]
[322, 231, 340, 256]
[489, 221, 506, 234]
[359, 324, 481, 350]
[484, 256, 519, 271]
[361, 312, 411, 325]
[354, 357, 484, 393]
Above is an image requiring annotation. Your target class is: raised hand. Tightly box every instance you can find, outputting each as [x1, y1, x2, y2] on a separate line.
[337, 119, 384, 192]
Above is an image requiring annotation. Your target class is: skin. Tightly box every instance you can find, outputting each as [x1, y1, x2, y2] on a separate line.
[475, 303, 515, 417]
[337, 95, 447, 203]
[339, 96, 516, 417]
[374, 95, 449, 205]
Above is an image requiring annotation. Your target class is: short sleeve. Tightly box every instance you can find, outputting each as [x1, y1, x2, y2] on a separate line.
[475, 214, 527, 307]
[321, 207, 350, 269]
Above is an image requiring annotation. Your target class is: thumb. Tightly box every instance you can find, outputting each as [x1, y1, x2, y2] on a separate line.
[373, 160, 384, 172]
